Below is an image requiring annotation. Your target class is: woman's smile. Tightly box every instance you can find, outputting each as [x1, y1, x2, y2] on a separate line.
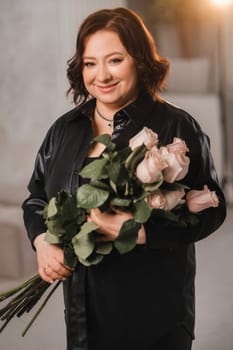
[95, 82, 120, 93]
[82, 30, 139, 111]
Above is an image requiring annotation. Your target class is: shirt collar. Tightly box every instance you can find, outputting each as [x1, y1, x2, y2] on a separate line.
[116, 91, 156, 128]
[68, 91, 156, 126]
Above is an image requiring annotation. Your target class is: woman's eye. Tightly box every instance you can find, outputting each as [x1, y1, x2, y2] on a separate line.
[83, 62, 95, 67]
[110, 58, 123, 64]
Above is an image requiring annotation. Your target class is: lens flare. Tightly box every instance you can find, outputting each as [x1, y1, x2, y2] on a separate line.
[211, 0, 232, 6]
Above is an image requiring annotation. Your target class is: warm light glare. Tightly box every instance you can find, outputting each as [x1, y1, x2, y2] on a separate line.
[211, 0, 232, 6]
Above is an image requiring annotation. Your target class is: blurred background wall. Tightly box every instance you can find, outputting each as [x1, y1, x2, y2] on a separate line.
[0, 0, 232, 275]
[1, 0, 233, 211]
[0, 0, 126, 278]
[0, 1, 232, 349]
[128, 0, 233, 199]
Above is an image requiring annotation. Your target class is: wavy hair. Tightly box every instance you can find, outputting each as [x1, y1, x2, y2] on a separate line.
[67, 7, 169, 105]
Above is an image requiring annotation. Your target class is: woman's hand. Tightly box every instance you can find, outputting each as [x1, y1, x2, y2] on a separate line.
[88, 208, 146, 244]
[34, 233, 73, 283]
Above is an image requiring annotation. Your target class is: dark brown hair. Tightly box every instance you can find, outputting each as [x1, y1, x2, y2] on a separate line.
[67, 7, 169, 105]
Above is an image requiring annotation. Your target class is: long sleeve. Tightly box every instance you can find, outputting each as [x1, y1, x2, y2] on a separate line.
[144, 111, 226, 248]
[22, 123, 59, 247]
[22, 105, 92, 248]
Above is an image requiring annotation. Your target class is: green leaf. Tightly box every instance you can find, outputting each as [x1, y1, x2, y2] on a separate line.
[109, 180, 118, 194]
[44, 230, 63, 244]
[77, 184, 109, 209]
[60, 194, 78, 221]
[124, 181, 130, 196]
[90, 180, 111, 191]
[134, 199, 152, 223]
[43, 205, 48, 219]
[110, 197, 132, 207]
[142, 179, 164, 193]
[63, 245, 77, 268]
[79, 158, 109, 179]
[96, 242, 113, 255]
[114, 219, 141, 254]
[162, 182, 189, 191]
[47, 197, 58, 218]
[72, 222, 98, 259]
[56, 190, 73, 205]
[46, 219, 65, 236]
[114, 147, 131, 162]
[79, 221, 98, 235]
[106, 160, 129, 186]
[44, 190, 82, 241]
[125, 144, 147, 174]
[78, 253, 104, 266]
[76, 208, 86, 225]
[90, 134, 116, 151]
[62, 222, 79, 241]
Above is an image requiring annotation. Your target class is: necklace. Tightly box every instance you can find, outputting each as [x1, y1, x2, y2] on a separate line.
[96, 107, 113, 128]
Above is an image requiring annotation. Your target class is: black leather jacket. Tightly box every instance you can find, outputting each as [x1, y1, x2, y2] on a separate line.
[23, 92, 226, 350]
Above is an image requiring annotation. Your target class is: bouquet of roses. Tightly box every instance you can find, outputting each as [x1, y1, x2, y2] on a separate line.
[0, 127, 219, 335]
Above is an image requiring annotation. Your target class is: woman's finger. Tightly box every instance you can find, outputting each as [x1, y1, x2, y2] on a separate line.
[38, 266, 54, 284]
[43, 265, 68, 281]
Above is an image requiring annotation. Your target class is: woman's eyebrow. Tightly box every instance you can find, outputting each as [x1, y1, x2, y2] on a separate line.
[83, 52, 124, 59]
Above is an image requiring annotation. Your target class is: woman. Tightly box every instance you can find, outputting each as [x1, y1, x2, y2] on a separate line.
[22, 7, 226, 350]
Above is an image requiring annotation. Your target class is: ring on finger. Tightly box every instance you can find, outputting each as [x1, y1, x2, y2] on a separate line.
[44, 265, 50, 274]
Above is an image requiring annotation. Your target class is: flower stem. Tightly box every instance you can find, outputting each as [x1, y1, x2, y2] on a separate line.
[0, 298, 28, 333]
[0, 278, 47, 320]
[0, 275, 54, 335]
[16, 282, 49, 317]
[21, 280, 61, 337]
[0, 274, 40, 301]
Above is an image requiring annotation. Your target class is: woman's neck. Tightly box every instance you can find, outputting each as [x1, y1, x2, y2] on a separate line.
[95, 93, 139, 119]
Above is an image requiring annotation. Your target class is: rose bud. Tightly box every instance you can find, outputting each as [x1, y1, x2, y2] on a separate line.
[163, 188, 186, 211]
[145, 190, 166, 209]
[129, 127, 158, 150]
[160, 146, 190, 183]
[136, 146, 167, 183]
[186, 185, 219, 213]
[167, 137, 189, 154]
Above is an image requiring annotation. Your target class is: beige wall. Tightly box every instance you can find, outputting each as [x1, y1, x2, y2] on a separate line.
[0, 0, 126, 277]
[1, 0, 232, 206]
[127, 0, 233, 202]
[0, 0, 232, 278]
[0, 0, 126, 206]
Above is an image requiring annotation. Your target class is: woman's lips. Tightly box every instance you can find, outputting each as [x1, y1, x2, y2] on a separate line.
[96, 82, 119, 93]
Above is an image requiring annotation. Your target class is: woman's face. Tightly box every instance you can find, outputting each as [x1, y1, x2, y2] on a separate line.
[82, 30, 139, 110]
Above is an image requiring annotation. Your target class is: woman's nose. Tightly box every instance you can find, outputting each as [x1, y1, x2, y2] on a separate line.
[96, 64, 112, 82]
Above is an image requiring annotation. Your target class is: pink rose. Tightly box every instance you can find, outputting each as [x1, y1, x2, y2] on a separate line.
[129, 127, 158, 150]
[159, 145, 190, 183]
[167, 137, 189, 154]
[145, 188, 185, 210]
[162, 188, 186, 210]
[136, 146, 167, 183]
[186, 185, 219, 213]
[145, 190, 166, 209]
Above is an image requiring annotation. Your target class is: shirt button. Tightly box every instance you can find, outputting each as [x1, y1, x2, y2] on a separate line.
[73, 170, 79, 175]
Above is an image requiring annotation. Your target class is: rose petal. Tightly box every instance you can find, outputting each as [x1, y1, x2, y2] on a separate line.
[129, 127, 158, 150]
[162, 188, 185, 210]
[186, 185, 219, 213]
[167, 137, 189, 154]
[145, 190, 166, 209]
[136, 146, 166, 183]
[160, 146, 190, 183]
